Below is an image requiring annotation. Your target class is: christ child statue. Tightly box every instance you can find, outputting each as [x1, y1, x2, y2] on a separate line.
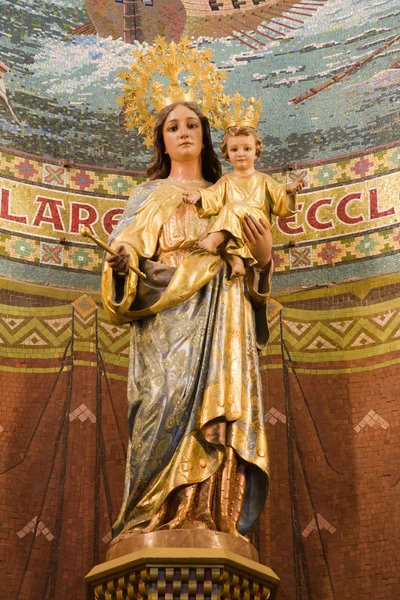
[183, 125, 303, 277]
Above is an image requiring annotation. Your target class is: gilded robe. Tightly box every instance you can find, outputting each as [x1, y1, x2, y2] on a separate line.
[101, 179, 293, 537]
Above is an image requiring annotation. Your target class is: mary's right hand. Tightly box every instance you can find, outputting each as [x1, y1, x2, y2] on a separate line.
[106, 244, 131, 274]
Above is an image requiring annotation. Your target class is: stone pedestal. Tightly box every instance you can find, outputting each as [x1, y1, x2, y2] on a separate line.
[85, 532, 280, 600]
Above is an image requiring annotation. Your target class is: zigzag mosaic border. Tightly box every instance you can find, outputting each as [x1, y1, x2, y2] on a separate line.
[260, 295, 400, 373]
[1, 283, 400, 375]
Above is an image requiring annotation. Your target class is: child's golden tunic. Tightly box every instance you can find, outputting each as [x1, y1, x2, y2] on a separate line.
[200, 171, 296, 265]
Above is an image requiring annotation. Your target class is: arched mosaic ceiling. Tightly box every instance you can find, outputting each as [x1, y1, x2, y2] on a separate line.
[0, 0, 399, 169]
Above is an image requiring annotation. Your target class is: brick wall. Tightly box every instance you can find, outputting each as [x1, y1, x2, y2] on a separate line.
[258, 281, 400, 599]
[1, 277, 399, 599]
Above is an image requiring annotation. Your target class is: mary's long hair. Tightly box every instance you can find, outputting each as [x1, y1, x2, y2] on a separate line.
[147, 102, 222, 183]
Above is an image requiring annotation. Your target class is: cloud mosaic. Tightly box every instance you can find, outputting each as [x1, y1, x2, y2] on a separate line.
[0, 0, 398, 170]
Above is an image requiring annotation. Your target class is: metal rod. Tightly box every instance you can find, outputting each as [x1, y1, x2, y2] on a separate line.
[79, 226, 146, 278]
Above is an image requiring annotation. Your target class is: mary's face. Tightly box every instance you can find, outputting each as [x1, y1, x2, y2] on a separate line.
[162, 104, 203, 164]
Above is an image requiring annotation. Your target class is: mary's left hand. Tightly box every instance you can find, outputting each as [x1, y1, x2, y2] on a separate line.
[242, 215, 272, 269]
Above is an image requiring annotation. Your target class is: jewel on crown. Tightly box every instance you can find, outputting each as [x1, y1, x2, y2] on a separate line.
[221, 92, 262, 131]
[118, 36, 226, 147]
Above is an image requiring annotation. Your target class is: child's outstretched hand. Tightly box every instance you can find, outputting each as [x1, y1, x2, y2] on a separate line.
[286, 180, 304, 194]
[183, 190, 201, 204]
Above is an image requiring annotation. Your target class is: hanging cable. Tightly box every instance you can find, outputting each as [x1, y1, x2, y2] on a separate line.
[14, 309, 75, 600]
[41, 307, 75, 600]
[282, 337, 344, 476]
[93, 309, 117, 560]
[280, 313, 313, 600]
[100, 443, 115, 530]
[97, 349, 126, 456]
[390, 475, 400, 489]
[0, 336, 72, 476]
[93, 309, 103, 565]
[280, 311, 337, 600]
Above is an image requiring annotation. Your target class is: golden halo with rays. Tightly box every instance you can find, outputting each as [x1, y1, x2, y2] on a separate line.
[118, 36, 227, 147]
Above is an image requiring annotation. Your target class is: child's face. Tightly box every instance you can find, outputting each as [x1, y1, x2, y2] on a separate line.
[226, 134, 257, 172]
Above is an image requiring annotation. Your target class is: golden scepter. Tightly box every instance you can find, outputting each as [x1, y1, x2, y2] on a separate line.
[79, 226, 146, 279]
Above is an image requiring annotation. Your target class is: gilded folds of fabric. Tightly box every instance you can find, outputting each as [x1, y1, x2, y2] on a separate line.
[101, 180, 271, 537]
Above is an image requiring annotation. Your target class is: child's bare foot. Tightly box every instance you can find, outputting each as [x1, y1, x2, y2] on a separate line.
[227, 254, 245, 279]
[198, 235, 219, 254]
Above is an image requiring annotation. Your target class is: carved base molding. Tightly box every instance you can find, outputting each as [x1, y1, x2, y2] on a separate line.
[85, 548, 280, 600]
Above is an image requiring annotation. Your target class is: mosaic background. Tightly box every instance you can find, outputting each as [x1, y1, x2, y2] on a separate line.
[0, 0, 399, 168]
[0, 1, 399, 599]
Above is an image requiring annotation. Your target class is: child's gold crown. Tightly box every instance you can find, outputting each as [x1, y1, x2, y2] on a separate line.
[222, 92, 262, 131]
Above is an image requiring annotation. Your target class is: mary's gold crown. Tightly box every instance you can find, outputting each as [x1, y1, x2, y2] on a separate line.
[118, 37, 226, 147]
